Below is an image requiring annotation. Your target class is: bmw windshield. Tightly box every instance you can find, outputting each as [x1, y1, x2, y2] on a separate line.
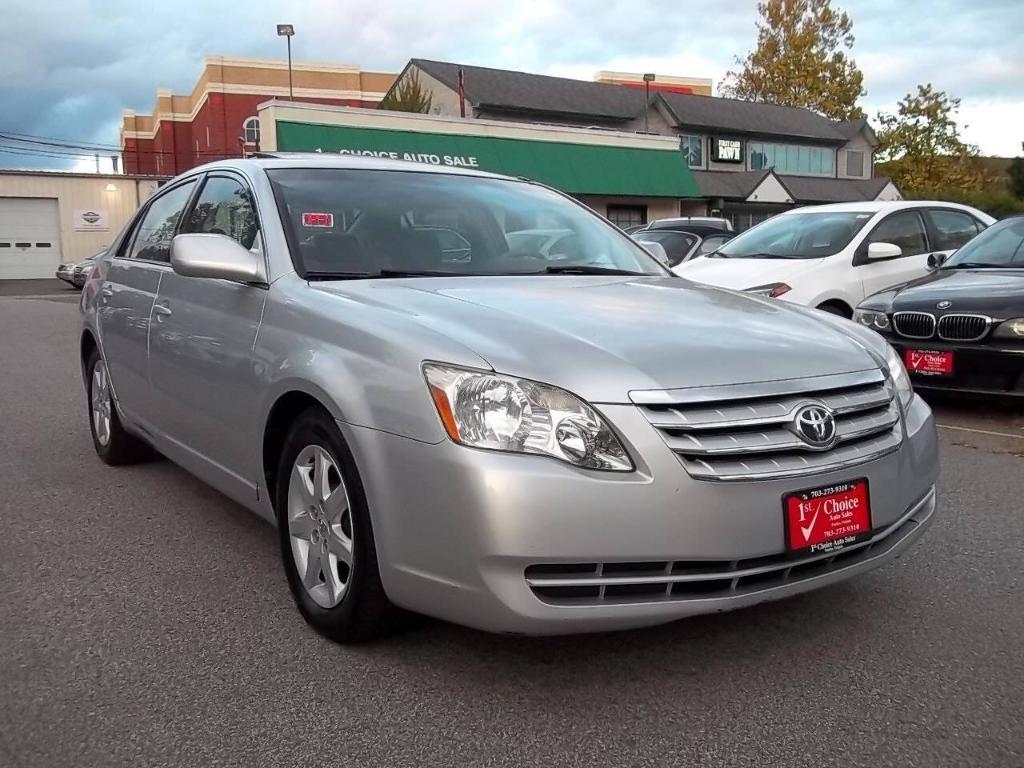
[715, 211, 873, 259]
[943, 216, 1024, 268]
[268, 169, 669, 278]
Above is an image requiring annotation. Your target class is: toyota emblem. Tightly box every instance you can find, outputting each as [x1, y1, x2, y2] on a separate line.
[791, 404, 837, 449]
[936, 300, 952, 310]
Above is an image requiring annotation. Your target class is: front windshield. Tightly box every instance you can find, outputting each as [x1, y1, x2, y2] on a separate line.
[716, 211, 873, 259]
[943, 217, 1024, 268]
[634, 231, 698, 265]
[267, 169, 667, 277]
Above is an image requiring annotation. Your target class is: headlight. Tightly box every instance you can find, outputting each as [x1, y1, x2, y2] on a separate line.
[882, 343, 914, 411]
[853, 308, 891, 332]
[993, 318, 1024, 339]
[423, 363, 633, 471]
[744, 282, 791, 298]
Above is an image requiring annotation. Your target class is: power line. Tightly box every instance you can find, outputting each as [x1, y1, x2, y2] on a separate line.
[0, 130, 122, 152]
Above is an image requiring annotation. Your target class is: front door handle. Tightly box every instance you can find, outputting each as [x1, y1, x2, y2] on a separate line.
[100, 286, 113, 299]
[153, 303, 172, 321]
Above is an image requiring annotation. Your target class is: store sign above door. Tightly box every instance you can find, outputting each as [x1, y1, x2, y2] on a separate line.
[274, 120, 700, 197]
[711, 138, 744, 164]
[336, 148, 480, 168]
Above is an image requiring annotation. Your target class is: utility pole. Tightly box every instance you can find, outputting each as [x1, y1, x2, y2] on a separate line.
[277, 24, 295, 100]
[642, 73, 656, 134]
[94, 153, 100, 173]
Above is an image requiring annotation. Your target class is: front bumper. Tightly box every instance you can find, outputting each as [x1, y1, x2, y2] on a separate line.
[344, 395, 938, 635]
[888, 337, 1024, 398]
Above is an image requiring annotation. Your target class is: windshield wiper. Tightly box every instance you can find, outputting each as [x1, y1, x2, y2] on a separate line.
[376, 269, 468, 278]
[304, 270, 373, 281]
[724, 252, 807, 259]
[540, 265, 648, 276]
[942, 261, 1009, 269]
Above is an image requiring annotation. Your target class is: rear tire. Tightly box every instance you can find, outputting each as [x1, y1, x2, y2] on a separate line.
[86, 348, 149, 465]
[274, 407, 397, 643]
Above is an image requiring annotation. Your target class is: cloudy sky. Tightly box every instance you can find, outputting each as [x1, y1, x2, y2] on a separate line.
[2, 0, 1021, 172]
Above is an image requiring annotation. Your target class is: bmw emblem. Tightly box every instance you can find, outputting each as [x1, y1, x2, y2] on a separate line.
[936, 300, 952, 310]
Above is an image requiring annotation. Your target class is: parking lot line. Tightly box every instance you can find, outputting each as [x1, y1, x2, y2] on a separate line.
[937, 424, 1024, 440]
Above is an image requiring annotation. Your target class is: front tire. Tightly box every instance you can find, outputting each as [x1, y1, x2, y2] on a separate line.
[86, 348, 148, 465]
[275, 408, 396, 643]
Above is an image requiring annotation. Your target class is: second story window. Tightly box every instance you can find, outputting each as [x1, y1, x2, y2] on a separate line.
[243, 117, 260, 145]
[681, 135, 703, 168]
[749, 142, 835, 176]
[845, 150, 865, 177]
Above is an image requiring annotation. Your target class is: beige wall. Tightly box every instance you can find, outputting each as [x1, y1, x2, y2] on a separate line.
[407, 65, 467, 118]
[838, 133, 874, 179]
[0, 173, 159, 263]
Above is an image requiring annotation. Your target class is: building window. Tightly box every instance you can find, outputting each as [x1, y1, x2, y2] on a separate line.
[681, 135, 703, 167]
[845, 150, 865, 177]
[749, 142, 835, 176]
[606, 204, 647, 230]
[243, 117, 260, 145]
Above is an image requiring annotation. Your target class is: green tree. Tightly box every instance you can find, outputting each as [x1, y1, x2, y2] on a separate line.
[379, 68, 433, 114]
[1008, 157, 1024, 199]
[875, 84, 982, 195]
[720, 0, 865, 120]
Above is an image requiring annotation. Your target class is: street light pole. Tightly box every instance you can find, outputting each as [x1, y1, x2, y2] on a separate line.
[277, 24, 295, 100]
[642, 73, 656, 134]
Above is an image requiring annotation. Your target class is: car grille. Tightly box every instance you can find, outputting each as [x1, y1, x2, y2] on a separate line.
[525, 489, 934, 606]
[937, 314, 990, 342]
[634, 371, 901, 481]
[893, 311, 937, 339]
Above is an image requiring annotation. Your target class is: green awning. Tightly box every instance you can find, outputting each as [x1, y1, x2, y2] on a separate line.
[275, 120, 699, 198]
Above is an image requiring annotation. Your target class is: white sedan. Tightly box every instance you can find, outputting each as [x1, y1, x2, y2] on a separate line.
[675, 201, 993, 316]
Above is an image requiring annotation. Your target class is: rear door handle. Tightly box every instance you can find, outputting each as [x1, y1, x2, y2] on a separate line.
[153, 303, 172, 321]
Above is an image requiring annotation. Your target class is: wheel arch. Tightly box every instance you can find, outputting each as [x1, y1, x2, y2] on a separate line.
[815, 298, 854, 318]
[261, 385, 343, 506]
[80, 329, 98, 383]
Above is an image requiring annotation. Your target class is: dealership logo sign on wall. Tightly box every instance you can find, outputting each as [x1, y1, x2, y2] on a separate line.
[74, 209, 109, 231]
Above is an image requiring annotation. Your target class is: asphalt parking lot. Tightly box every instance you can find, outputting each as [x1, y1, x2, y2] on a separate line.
[1, 288, 1021, 768]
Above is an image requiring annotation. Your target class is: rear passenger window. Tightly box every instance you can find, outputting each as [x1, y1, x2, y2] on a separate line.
[930, 209, 981, 251]
[867, 211, 927, 257]
[184, 175, 259, 249]
[128, 181, 196, 263]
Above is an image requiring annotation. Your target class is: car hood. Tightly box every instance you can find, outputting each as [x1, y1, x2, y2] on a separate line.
[886, 268, 1024, 316]
[313, 276, 881, 402]
[674, 255, 824, 288]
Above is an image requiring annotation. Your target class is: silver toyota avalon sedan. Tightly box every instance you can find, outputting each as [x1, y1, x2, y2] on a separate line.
[80, 156, 938, 641]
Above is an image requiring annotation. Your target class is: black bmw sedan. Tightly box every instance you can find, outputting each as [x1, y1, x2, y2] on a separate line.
[854, 215, 1024, 398]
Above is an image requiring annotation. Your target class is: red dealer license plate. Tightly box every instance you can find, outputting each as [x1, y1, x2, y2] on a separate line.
[904, 349, 954, 376]
[784, 479, 872, 555]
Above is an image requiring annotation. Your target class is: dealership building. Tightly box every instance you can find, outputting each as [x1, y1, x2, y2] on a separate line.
[0, 171, 164, 279]
[258, 100, 699, 222]
[377, 60, 900, 230]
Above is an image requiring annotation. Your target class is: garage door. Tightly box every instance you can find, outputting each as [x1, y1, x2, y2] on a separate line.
[0, 198, 62, 279]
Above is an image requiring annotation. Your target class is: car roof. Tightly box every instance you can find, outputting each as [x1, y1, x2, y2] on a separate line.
[780, 200, 986, 216]
[186, 154, 513, 182]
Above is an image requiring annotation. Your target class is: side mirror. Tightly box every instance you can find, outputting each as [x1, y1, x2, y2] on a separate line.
[171, 233, 265, 284]
[927, 252, 949, 270]
[642, 241, 671, 267]
[867, 241, 902, 260]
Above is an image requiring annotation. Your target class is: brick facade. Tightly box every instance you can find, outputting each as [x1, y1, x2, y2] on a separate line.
[121, 57, 395, 175]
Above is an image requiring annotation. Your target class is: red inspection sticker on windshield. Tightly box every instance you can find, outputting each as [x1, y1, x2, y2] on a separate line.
[301, 212, 334, 228]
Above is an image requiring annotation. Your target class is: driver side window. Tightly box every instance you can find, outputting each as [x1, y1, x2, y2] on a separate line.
[184, 175, 259, 250]
[867, 211, 928, 258]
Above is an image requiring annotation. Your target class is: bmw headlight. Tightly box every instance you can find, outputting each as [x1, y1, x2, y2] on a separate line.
[882, 343, 914, 411]
[993, 318, 1024, 339]
[853, 308, 891, 332]
[423, 363, 633, 471]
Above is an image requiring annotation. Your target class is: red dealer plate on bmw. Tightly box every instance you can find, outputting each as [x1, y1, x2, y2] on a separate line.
[904, 349, 954, 376]
[784, 479, 872, 555]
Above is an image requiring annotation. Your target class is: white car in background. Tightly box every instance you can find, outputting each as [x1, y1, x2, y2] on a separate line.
[675, 201, 994, 316]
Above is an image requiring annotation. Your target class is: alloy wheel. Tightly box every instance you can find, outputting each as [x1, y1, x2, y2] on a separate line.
[287, 445, 354, 608]
[91, 360, 112, 447]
